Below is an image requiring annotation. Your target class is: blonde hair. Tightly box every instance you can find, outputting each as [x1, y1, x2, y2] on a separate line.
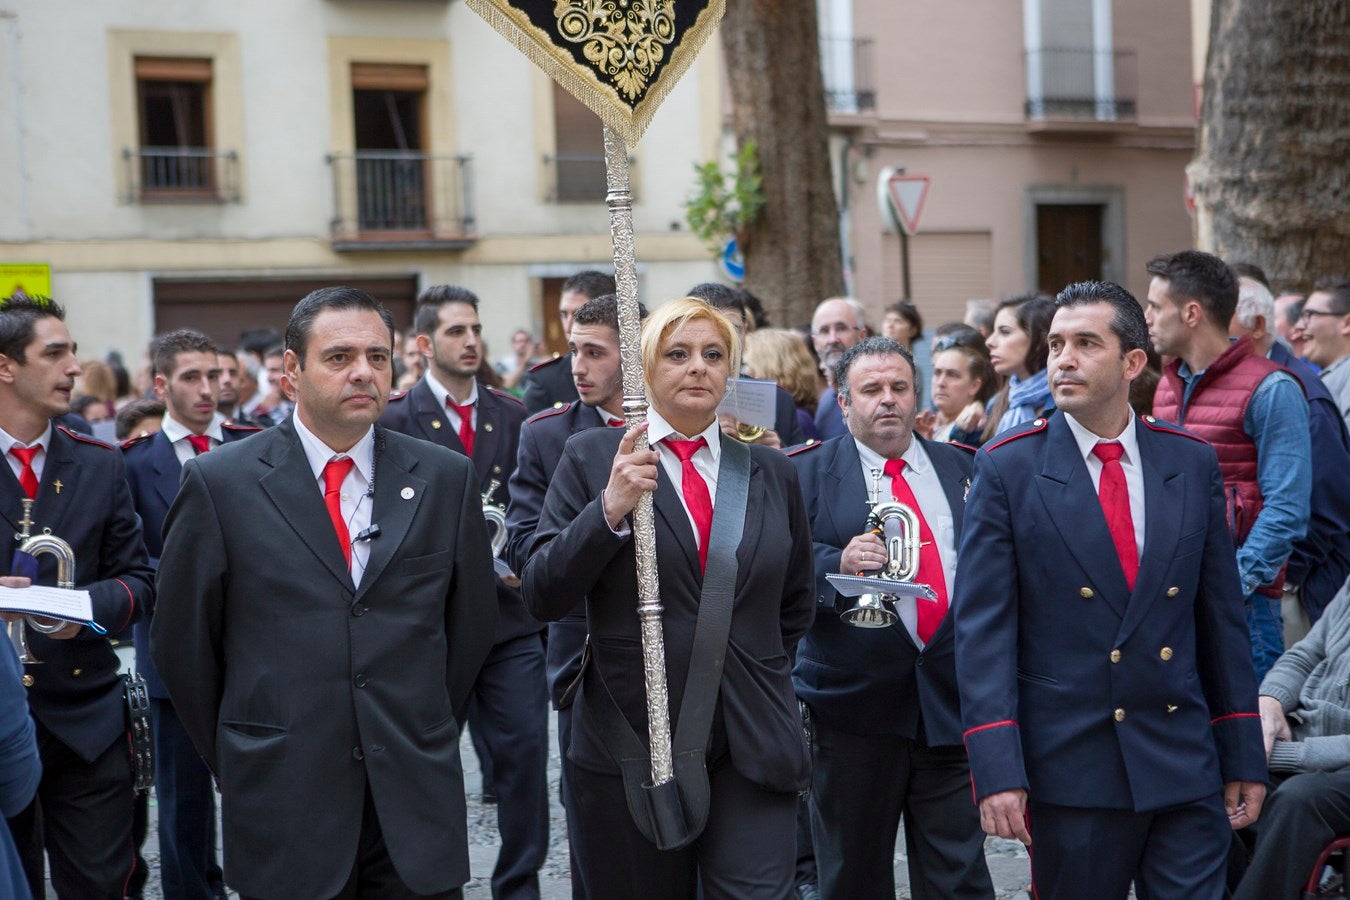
[640, 297, 740, 396]
[77, 359, 118, 404]
[744, 328, 820, 413]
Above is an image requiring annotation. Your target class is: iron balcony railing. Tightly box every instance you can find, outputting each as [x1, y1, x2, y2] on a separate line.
[123, 147, 239, 202]
[326, 151, 475, 246]
[1024, 48, 1138, 120]
[819, 36, 876, 113]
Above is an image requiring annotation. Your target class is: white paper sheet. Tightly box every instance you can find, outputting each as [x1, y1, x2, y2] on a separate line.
[0, 585, 94, 623]
[717, 378, 778, 430]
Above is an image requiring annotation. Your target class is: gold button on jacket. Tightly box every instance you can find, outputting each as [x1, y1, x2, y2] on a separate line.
[1114, 708, 1126, 722]
[1080, 587, 1094, 599]
[1109, 649, 1121, 663]
[1167, 586, 1180, 597]
[1159, 647, 1173, 661]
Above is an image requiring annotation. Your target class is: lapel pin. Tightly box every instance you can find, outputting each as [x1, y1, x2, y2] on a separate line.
[401, 487, 414, 500]
[431, 420, 442, 430]
[53, 480, 64, 495]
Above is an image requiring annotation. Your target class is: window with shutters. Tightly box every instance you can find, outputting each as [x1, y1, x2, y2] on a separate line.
[132, 56, 221, 199]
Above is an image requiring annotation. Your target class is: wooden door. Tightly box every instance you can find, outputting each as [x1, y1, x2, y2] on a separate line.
[1036, 204, 1103, 294]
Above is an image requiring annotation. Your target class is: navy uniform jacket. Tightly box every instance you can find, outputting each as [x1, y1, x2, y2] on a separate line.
[505, 401, 608, 709]
[791, 434, 974, 745]
[523, 355, 579, 416]
[1269, 341, 1350, 621]
[4, 425, 155, 762]
[522, 427, 815, 790]
[123, 422, 263, 698]
[381, 378, 539, 644]
[953, 412, 1266, 812]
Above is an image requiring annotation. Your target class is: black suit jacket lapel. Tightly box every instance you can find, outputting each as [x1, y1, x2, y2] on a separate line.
[258, 421, 354, 590]
[471, 390, 500, 486]
[152, 432, 184, 511]
[410, 380, 461, 453]
[1035, 414, 1131, 618]
[33, 430, 78, 538]
[922, 437, 969, 538]
[1115, 421, 1184, 644]
[653, 463, 700, 575]
[355, 430, 426, 602]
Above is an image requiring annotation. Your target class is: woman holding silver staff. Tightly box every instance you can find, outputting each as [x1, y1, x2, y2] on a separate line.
[522, 297, 814, 898]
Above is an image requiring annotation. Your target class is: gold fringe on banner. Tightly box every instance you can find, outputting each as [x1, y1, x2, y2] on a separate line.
[465, 0, 725, 147]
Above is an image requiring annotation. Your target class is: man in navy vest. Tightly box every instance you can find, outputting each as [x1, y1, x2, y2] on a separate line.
[124, 329, 261, 899]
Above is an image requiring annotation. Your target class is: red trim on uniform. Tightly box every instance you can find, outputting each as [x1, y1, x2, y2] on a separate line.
[56, 424, 115, 449]
[785, 440, 822, 458]
[525, 402, 574, 424]
[115, 579, 135, 632]
[1211, 712, 1259, 725]
[948, 441, 978, 454]
[222, 422, 263, 433]
[489, 387, 525, 406]
[963, 719, 1017, 740]
[120, 433, 153, 451]
[985, 421, 1047, 452]
[387, 389, 408, 401]
[1139, 416, 1207, 444]
[529, 355, 565, 373]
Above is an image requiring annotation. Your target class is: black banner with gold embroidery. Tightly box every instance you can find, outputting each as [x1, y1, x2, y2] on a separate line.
[466, 0, 725, 145]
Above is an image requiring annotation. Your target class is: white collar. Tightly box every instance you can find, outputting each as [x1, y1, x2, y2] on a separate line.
[593, 405, 625, 428]
[0, 422, 53, 456]
[854, 434, 931, 478]
[160, 411, 225, 446]
[646, 406, 722, 462]
[1063, 411, 1141, 467]
[292, 413, 375, 485]
[423, 370, 478, 409]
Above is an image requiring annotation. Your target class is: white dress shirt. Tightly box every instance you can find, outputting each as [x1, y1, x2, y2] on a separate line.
[161, 412, 227, 466]
[1063, 412, 1147, 562]
[0, 423, 53, 485]
[423, 370, 478, 435]
[293, 414, 376, 588]
[614, 407, 723, 553]
[854, 437, 956, 648]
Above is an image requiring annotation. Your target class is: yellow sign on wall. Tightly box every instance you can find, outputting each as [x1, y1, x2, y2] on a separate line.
[0, 263, 52, 300]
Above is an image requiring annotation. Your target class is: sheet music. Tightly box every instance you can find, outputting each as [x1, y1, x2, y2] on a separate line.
[0, 585, 93, 623]
[717, 378, 778, 429]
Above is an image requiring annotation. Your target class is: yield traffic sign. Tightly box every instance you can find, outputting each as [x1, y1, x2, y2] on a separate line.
[886, 174, 931, 236]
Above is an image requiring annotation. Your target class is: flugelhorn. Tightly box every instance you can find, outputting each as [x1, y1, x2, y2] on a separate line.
[481, 478, 508, 558]
[7, 498, 77, 664]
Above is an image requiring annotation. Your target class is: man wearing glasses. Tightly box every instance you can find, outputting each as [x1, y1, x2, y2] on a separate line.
[1296, 278, 1350, 430]
[811, 298, 868, 440]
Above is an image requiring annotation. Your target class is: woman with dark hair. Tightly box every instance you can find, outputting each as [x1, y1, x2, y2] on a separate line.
[981, 293, 1056, 443]
[929, 341, 997, 446]
[522, 297, 813, 898]
[881, 301, 924, 350]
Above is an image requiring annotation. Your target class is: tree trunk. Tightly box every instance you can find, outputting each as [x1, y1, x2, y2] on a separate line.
[720, 0, 845, 327]
[1190, 0, 1350, 291]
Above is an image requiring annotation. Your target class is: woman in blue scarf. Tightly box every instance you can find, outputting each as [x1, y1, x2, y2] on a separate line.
[981, 293, 1057, 443]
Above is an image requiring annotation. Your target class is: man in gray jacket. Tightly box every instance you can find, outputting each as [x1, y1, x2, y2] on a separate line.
[1235, 581, 1350, 898]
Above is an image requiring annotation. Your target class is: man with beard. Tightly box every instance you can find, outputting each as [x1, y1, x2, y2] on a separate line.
[123, 330, 261, 899]
[523, 271, 616, 415]
[381, 285, 546, 899]
[811, 298, 868, 440]
[505, 293, 642, 898]
[956, 281, 1266, 898]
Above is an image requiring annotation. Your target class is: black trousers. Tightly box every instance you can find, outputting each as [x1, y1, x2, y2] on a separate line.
[7, 724, 136, 900]
[567, 756, 797, 899]
[242, 784, 463, 900]
[152, 696, 226, 899]
[808, 718, 992, 900]
[466, 632, 550, 899]
[1233, 768, 1350, 899]
[556, 703, 588, 900]
[1028, 793, 1230, 899]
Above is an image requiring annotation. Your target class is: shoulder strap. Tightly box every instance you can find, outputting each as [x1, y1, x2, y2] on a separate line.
[672, 436, 749, 754]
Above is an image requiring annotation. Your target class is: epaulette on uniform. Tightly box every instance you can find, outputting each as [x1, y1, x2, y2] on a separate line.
[785, 438, 823, 458]
[948, 441, 978, 455]
[984, 416, 1049, 453]
[488, 386, 525, 407]
[1139, 414, 1207, 444]
[387, 389, 409, 402]
[526, 401, 574, 424]
[57, 424, 115, 450]
[222, 421, 263, 434]
[529, 354, 566, 374]
[120, 432, 154, 451]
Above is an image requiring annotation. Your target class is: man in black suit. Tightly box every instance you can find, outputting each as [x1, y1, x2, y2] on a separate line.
[790, 336, 992, 899]
[153, 287, 498, 899]
[0, 294, 155, 899]
[123, 329, 261, 899]
[523, 270, 615, 414]
[381, 285, 547, 900]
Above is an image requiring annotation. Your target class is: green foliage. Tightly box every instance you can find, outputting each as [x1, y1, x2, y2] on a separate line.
[683, 141, 765, 256]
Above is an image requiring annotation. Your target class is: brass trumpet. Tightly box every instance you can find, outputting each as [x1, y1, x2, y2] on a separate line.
[7, 499, 77, 665]
[734, 422, 766, 443]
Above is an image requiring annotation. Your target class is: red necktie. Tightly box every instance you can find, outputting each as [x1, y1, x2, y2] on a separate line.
[446, 397, 475, 457]
[9, 446, 40, 499]
[323, 457, 356, 570]
[607, 417, 625, 427]
[883, 458, 950, 643]
[186, 434, 211, 455]
[1092, 442, 1139, 591]
[665, 437, 712, 573]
